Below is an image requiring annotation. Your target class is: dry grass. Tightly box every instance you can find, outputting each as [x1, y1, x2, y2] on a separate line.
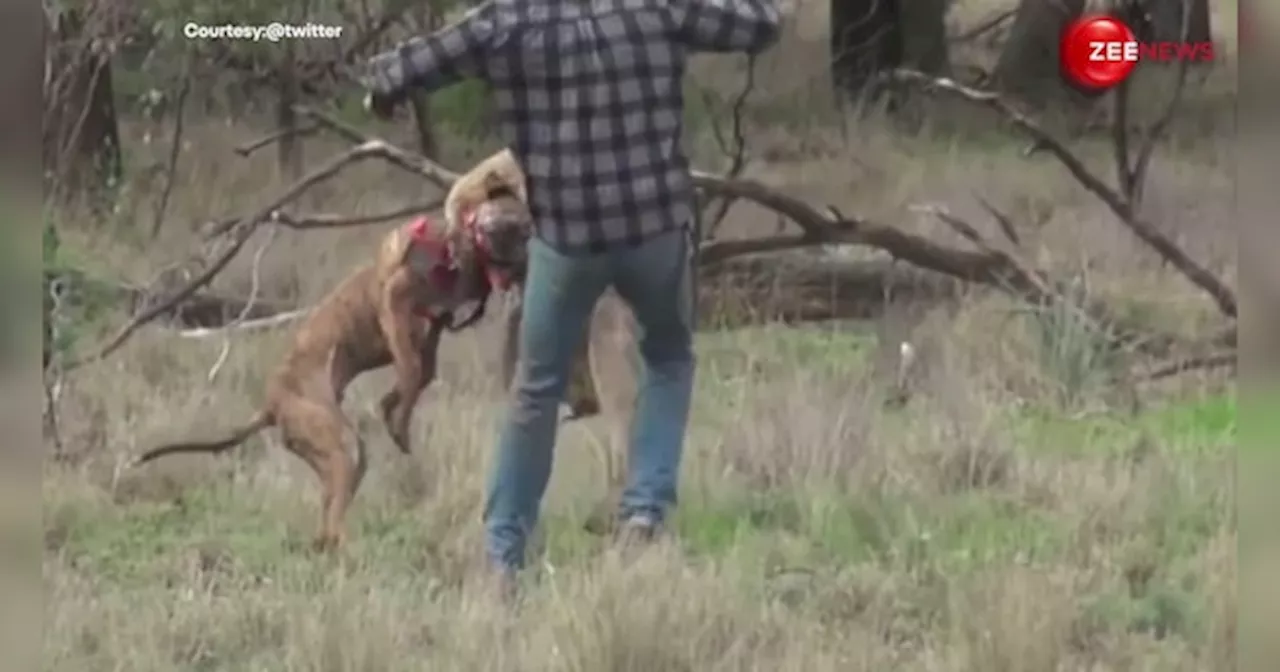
[42, 2, 1239, 670]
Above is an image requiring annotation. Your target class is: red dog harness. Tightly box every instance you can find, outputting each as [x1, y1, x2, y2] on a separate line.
[406, 217, 458, 289]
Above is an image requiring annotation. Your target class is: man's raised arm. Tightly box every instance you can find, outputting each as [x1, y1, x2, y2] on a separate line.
[362, 2, 504, 115]
[667, 0, 782, 54]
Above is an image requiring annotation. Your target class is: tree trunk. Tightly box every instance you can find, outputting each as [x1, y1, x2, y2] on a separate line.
[0, 2, 42, 186]
[830, 0, 902, 97]
[275, 0, 308, 179]
[276, 40, 302, 179]
[991, 0, 1086, 102]
[899, 0, 950, 75]
[407, 3, 441, 157]
[43, 7, 123, 204]
[1146, 0, 1211, 42]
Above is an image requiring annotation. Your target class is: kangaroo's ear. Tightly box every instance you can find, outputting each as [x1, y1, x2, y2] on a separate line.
[482, 170, 516, 199]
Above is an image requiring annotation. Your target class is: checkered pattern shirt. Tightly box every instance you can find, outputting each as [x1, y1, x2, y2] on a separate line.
[364, 0, 781, 253]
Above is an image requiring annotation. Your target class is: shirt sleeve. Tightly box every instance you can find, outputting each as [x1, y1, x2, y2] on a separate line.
[666, 0, 782, 54]
[363, 1, 503, 97]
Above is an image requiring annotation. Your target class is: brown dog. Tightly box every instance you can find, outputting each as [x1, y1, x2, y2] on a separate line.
[131, 157, 532, 551]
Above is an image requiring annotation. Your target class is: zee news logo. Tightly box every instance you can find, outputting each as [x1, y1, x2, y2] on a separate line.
[1061, 15, 1215, 91]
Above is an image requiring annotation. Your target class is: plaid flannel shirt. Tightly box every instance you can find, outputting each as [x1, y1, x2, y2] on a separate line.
[364, 0, 781, 253]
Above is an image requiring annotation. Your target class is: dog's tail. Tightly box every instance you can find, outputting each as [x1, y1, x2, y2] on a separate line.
[131, 410, 273, 467]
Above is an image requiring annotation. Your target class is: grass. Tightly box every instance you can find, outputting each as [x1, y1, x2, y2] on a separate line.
[39, 0, 1243, 669]
[43, 321, 1237, 669]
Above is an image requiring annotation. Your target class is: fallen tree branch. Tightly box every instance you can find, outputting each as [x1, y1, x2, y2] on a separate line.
[295, 104, 912, 259]
[64, 140, 406, 369]
[270, 201, 443, 229]
[202, 200, 442, 238]
[172, 256, 963, 336]
[911, 203, 1055, 302]
[888, 69, 1237, 319]
[688, 174, 1028, 285]
[1140, 350, 1236, 381]
[207, 224, 278, 382]
[179, 308, 309, 338]
[297, 109, 1040, 290]
[248, 103, 1212, 363]
[234, 122, 319, 157]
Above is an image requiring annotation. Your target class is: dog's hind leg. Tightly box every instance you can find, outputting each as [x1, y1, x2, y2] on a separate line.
[338, 411, 369, 499]
[280, 400, 357, 552]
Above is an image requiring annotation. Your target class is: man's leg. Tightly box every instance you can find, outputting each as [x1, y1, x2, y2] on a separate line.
[484, 237, 608, 571]
[609, 228, 696, 530]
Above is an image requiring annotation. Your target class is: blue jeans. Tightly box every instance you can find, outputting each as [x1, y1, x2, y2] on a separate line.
[484, 228, 696, 570]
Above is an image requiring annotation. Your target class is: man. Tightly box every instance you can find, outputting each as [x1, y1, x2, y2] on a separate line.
[362, 0, 781, 577]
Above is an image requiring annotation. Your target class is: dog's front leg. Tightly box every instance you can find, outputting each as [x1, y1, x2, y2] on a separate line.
[417, 317, 445, 391]
[379, 270, 427, 454]
[378, 318, 445, 452]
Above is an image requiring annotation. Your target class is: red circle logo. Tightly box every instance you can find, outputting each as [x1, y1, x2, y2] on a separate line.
[1060, 15, 1139, 91]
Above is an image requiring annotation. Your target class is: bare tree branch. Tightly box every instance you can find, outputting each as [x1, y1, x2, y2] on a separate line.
[914, 202, 1120, 347]
[911, 203, 1055, 303]
[207, 224, 278, 382]
[1140, 350, 1236, 381]
[949, 8, 1016, 44]
[273, 102, 1217, 369]
[290, 108, 1028, 290]
[294, 105, 460, 188]
[64, 140, 409, 369]
[700, 52, 758, 241]
[234, 123, 318, 157]
[888, 68, 1237, 318]
[975, 194, 1022, 246]
[268, 201, 443, 230]
[179, 309, 309, 338]
[202, 200, 441, 238]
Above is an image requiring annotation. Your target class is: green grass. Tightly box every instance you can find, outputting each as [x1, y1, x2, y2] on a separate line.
[47, 327, 1234, 604]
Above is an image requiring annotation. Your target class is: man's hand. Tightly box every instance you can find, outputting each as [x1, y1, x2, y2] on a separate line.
[361, 47, 412, 120]
[362, 91, 402, 120]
